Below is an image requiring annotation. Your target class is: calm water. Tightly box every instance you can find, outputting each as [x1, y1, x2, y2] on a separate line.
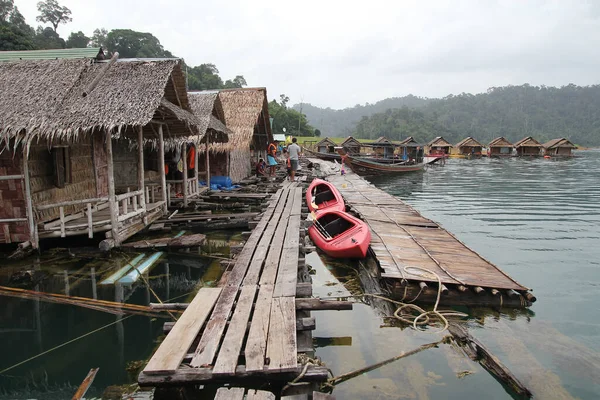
[311, 150, 600, 399]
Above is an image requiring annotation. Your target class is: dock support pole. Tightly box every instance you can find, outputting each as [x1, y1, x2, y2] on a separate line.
[158, 125, 167, 215]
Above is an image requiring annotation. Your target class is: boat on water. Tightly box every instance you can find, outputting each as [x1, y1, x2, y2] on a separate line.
[343, 154, 425, 175]
[306, 178, 345, 214]
[303, 147, 342, 162]
[308, 210, 371, 258]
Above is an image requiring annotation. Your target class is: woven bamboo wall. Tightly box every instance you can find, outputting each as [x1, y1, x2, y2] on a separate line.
[93, 132, 108, 197]
[0, 148, 28, 243]
[30, 137, 97, 222]
[228, 148, 251, 182]
[113, 138, 138, 190]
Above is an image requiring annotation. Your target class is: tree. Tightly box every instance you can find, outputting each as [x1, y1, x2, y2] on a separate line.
[0, 1, 35, 50]
[90, 27, 107, 48]
[314, 129, 321, 137]
[279, 94, 289, 109]
[36, 0, 72, 33]
[223, 75, 247, 89]
[66, 30, 88, 48]
[268, 97, 315, 137]
[187, 63, 223, 90]
[105, 29, 173, 58]
[34, 25, 65, 49]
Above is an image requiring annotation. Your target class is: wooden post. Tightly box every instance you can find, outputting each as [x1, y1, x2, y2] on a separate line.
[138, 126, 146, 212]
[87, 203, 93, 238]
[22, 144, 38, 249]
[158, 125, 167, 214]
[59, 207, 65, 237]
[105, 130, 120, 246]
[205, 134, 211, 190]
[194, 143, 199, 194]
[182, 143, 188, 207]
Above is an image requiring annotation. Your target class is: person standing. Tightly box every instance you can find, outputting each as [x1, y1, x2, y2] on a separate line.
[267, 140, 279, 177]
[287, 137, 301, 182]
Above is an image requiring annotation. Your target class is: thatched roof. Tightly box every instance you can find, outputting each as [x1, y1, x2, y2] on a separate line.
[543, 137, 576, 149]
[488, 137, 513, 147]
[341, 136, 361, 147]
[455, 136, 483, 148]
[399, 136, 418, 146]
[427, 136, 453, 147]
[316, 137, 336, 147]
[374, 136, 393, 145]
[183, 91, 231, 152]
[216, 87, 272, 151]
[0, 57, 199, 149]
[514, 136, 542, 148]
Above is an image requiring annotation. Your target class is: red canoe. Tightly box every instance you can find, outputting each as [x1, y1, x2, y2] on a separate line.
[308, 210, 371, 259]
[306, 179, 345, 214]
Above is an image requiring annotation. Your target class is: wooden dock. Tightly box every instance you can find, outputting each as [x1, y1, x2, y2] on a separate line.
[324, 166, 535, 307]
[139, 181, 344, 388]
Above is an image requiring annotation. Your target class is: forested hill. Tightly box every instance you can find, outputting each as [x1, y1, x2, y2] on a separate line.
[292, 95, 430, 137]
[301, 84, 600, 146]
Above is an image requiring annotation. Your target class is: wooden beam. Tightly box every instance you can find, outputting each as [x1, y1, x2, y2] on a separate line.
[22, 142, 38, 249]
[105, 130, 120, 246]
[205, 131, 211, 189]
[138, 126, 146, 212]
[182, 143, 188, 207]
[158, 125, 167, 215]
[71, 367, 99, 400]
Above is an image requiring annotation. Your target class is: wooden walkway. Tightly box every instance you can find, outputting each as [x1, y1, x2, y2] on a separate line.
[139, 181, 332, 386]
[326, 169, 532, 301]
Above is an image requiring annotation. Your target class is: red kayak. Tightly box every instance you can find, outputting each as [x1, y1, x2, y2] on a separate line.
[306, 179, 345, 214]
[308, 210, 371, 259]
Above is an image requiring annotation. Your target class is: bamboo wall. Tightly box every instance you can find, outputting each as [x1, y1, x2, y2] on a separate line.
[228, 148, 251, 182]
[112, 138, 139, 191]
[93, 133, 108, 197]
[30, 137, 97, 222]
[0, 149, 28, 243]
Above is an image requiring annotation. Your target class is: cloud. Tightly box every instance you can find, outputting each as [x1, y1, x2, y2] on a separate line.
[15, 0, 600, 108]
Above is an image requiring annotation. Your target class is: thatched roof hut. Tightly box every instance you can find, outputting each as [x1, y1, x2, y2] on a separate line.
[399, 136, 420, 147]
[341, 136, 362, 155]
[543, 137, 576, 156]
[488, 137, 514, 157]
[0, 58, 200, 146]
[514, 136, 543, 156]
[315, 137, 336, 153]
[454, 137, 484, 156]
[187, 91, 231, 150]
[425, 136, 452, 155]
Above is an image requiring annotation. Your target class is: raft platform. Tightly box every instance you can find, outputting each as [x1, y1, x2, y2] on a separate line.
[138, 181, 348, 390]
[324, 164, 535, 307]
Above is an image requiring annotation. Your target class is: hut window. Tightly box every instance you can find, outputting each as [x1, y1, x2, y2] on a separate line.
[144, 149, 159, 172]
[52, 147, 71, 188]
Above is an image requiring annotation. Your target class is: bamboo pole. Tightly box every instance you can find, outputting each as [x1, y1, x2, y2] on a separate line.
[182, 143, 188, 207]
[138, 126, 146, 212]
[158, 125, 167, 215]
[205, 134, 211, 190]
[22, 141, 38, 249]
[105, 130, 120, 246]
[72, 367, 99, 400]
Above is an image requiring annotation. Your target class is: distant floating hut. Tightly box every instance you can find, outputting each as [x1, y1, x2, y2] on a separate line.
[0, 56, 201, 248]
[341, 136, 362, 155]
[398, 136, 423, 161]
[425, 136, 453, 156]
[454, 137, 484, 157]
[372, 136, 395, 158]
[217, 88, 273, 182]
[543, 138, 576, 157]
[514, 136, 543, 157]
[488, 137, 514, 157]
[315, 137, 336, 154]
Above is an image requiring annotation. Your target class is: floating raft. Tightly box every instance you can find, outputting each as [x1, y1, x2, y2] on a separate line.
[139, 181, 344, 387]
[324, 165, 534, 306]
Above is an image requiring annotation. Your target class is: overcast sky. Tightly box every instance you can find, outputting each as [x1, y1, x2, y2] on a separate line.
[15, 0, 600, 108]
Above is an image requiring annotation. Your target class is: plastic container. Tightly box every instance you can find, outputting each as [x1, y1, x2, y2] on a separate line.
[211, 176, 233, 188]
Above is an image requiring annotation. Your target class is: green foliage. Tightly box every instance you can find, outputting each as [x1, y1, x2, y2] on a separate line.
[36, 0, 71, 32]
[0, 1, 35, 50]
[314, 129, 321, 137]
[223, 75, 247, 89]
[269, 95, 316, 137]
[34, 25, 64, 49]
[351, 84, 600, 146]
[187, 64, 247, 91]
[90, 27, 107, 48]
[105, 29, 174, 58]
[65, 30, 88, 48]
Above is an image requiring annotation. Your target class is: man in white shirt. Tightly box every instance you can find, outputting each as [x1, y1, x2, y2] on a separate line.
[287, 138, 301, 182]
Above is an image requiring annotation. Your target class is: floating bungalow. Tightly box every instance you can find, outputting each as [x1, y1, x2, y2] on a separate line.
[454, 137, 484, 158]
[0, 56, 203, 249]
[488, 137, 514, 157]
[543, 138, 576, 157]
[398, 136, 423, 161]
[425, 136, 453, 156]
[372, 136, 395, 158]
[315, 137, 336, 154]
[341, 136, 362, 155]
[217, 88, 273, 182]
[514, 136, 543, 157]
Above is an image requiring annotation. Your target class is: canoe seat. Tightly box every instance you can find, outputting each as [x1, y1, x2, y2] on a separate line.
[323, 217, 352, 237]
[314, 190, 335, 204]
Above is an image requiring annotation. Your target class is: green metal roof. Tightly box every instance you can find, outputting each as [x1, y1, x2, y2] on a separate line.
[0, 48, 101, 62]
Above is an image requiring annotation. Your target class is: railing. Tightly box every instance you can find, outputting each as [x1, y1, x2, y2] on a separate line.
[115, 190, 145, 222]
[37, 197, 109, 238]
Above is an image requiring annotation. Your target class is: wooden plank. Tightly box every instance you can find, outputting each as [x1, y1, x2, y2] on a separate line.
[273, 189, 302, 297]
[214, 387, 244, 400]
[191, 286, 239, 367]
[72, 367, 99, 400]
[143, 287, 221, 375]
[246, 389, 276, 400]
[312, 392, 335, 400]
[243, 189, 292, 285]
[245, 284, 274, 372]
[213, 285, 258, 375]
[267, 296, 297, 371]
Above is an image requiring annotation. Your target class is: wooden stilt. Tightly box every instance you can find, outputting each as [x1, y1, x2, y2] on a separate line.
[22, 142, 38, 249]
[205, 133, 211, 190]
[105, 130, 120, 246]
[138, 126, 146, 212]
[182, 143, 188, 207]
[158, 125, 167, 214]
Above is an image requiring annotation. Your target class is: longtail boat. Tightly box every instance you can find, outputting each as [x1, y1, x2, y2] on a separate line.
[343, 154, 425, 175]
[306, 178, 345, 214]
[303, 147, 342, 162]
[309, 210, 371, 259]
